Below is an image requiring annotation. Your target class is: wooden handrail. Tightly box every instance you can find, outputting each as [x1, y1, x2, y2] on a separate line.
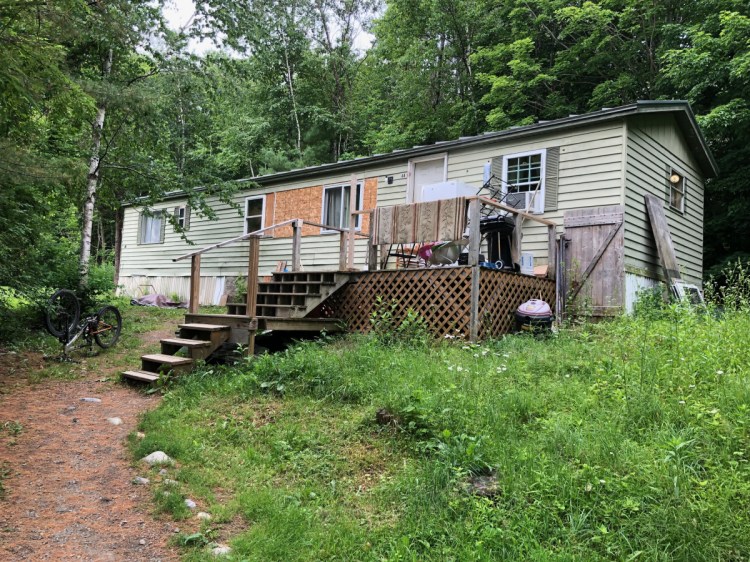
[471, 195, 557, 226]
[173, 219, 298, 262]
[173, 218, 370, 262]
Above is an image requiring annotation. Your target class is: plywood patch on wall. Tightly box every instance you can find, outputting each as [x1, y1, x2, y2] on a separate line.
[273, 185, 324, 237]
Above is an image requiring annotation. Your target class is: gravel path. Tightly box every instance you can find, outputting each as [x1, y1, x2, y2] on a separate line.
[0, 341, 180, 561]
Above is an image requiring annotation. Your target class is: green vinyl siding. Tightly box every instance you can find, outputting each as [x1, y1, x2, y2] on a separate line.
[624, 115, 705, 285]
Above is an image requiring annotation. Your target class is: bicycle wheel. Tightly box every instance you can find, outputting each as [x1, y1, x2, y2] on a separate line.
[45, 289, 81, 338]
[93, 305, 122, 349]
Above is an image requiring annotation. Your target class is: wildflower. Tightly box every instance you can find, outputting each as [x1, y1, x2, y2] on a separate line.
[599, 479, 606, 485]
[584, 482, 593, 492]
[481, 350, 489, 356]
[444, 334, 455, 340]
[716, 370, 724, 376]
[462, 346, 470, 350]
[503, 353, 510, 358]
[679, 400, 686, 405]
[448, 366, 454, 371]
[456, 366, 464, 372]
[689, 384, 696, 389]
[473, 353, 479, 358]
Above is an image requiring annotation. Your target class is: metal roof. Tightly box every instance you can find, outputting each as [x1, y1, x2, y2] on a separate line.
[129, 101, 718, 205]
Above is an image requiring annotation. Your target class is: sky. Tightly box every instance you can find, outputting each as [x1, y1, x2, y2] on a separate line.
[161, 0, 374, 55]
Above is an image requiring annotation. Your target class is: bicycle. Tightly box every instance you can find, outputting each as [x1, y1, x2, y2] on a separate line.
[44, 289, 123, 358]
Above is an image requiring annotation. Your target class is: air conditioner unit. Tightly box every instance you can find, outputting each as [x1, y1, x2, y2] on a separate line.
[504, 188, 543, 213]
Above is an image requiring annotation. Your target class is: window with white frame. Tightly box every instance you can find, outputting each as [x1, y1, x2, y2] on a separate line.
[244, 196, 265, 234]
[139, 210, 164, 244]
[668, 169, 686, 213]
[502, 150, 546, 213]
[322, 183, 362, 231]
[174, 205, 190, 230]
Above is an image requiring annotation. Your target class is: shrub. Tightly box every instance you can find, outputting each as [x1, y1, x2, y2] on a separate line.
[706, 259, 750, 310]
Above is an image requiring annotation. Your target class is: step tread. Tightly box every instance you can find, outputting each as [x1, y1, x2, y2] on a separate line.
[122, 370, 160, 382]
[254, 292, 321, 297]
[259, 281, 335, 286]
[142, 354, 194, 365]
[257, 304, 307, 309]
[160, 338, 212, 348]
[177, 323, 230, 331]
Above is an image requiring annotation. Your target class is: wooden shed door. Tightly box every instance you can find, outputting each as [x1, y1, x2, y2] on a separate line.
[563, 205, 624, 316]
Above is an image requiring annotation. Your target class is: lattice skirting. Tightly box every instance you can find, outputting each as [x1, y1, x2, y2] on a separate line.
[316, 267, 555, 340]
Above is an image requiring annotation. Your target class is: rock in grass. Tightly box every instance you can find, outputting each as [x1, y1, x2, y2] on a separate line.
[197, 512, 211, 521]
[466, 472, 500, 498]
[163, 479, 179, 487]
[132, 477, 150, 485]
[141, 451, 173, 466]
[107, 417, 123, 426]
[212, 545, 232, 556]
[375, 408, 398, 426]
[136, 432, 146, 439]
[80, 397, 102, 403]
[184, 499, 197, 509]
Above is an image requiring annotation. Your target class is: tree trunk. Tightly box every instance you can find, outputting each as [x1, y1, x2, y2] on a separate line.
[79, 47, 113, 289]
[281, 37, 302, 152]
[113, 206, 123, 289]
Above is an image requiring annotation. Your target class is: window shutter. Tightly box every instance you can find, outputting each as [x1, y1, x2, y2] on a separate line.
[490, 156, 503, 185]
[184, 206, 191, 230]
[544, 147, 560, 212]
[137, 212, 143, 245]
[159, 211, 166, 243]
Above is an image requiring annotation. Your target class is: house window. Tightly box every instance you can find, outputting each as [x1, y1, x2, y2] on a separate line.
[407, 153, 447, 202]
[244, 196, 265, 234]
[669, 170, 686, 213]
[322, 183, 362, 231]
[502, 150, 546, 213]
[139, 210, 164, 244]
[174, 205, 190, 230]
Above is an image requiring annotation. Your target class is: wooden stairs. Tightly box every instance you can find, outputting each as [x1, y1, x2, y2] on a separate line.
[226, 271, 352, 319]
[122, 271, 355, 384]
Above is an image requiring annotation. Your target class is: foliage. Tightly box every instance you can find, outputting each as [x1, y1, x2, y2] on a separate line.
[369, 297, 430, 347]
[3, 0, 750, 287]
[135, 300, 750, 560]
[705, 258, 750, 310]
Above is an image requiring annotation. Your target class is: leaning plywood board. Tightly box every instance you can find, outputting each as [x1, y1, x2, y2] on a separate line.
[643, 194, 682, 285]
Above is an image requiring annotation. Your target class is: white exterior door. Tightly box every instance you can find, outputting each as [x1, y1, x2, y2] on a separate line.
[408, 154, 447, 202]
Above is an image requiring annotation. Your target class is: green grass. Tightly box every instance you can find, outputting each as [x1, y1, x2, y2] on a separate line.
[134, 305, 750, 560]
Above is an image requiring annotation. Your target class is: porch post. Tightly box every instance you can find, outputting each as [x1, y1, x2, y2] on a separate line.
[347, 173, 357, 270]
[291, 220, 302, 271]
[338, 231, 347, 271]
[547, 224, 556, 280]
[367, 211, 377, 271]
[468, 198, 481, 342]
[189, 254, 201, 313]
[246, 235, 260, 356]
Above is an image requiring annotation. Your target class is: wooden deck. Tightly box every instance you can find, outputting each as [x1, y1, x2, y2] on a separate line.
[315, 266, 555, 340]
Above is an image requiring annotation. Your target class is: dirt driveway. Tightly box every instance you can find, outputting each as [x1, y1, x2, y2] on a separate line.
[0, 332, 180, 561]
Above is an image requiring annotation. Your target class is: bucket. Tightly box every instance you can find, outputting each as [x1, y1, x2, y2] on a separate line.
[520, 252, 534, 275]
